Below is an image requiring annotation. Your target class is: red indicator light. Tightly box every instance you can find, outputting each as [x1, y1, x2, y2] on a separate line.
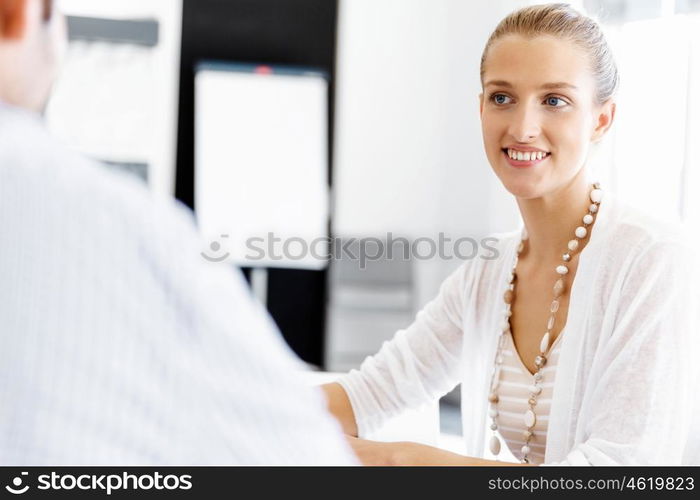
[255, 65, 273, 75]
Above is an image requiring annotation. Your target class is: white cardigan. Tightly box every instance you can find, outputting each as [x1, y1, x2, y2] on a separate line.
[338, 192, 700, 465]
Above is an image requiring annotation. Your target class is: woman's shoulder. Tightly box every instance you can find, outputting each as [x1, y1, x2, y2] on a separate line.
[483, 228, 522, 255]
[599, 195, 692, 256]
[593, 196, 695, 288]
[435, 229, 520, 291]
[443, 228, 521, 292]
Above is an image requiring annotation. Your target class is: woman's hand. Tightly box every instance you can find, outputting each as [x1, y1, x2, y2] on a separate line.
[345, 436, 535, 466]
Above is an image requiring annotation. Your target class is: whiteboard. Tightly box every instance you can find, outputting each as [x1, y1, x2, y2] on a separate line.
[195, 63, 329, 269]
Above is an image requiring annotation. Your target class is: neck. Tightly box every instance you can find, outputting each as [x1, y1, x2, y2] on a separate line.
[516, 170, 593, 263]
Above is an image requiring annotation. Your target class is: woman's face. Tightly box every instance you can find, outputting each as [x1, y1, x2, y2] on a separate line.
[480, 35, 613, 199]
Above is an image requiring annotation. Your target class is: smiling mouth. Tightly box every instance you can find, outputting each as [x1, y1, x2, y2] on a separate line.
[501, 148, 551, 167]
[502, 148, 550, 161]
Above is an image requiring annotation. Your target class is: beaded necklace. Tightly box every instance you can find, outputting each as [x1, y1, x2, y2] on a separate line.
[487, 183, 603, 463]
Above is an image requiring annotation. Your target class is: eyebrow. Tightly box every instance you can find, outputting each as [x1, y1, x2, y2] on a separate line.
[484, 80, 578, 91]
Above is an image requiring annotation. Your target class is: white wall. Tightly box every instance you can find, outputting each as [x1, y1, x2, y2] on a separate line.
[333, 0, 528, 305]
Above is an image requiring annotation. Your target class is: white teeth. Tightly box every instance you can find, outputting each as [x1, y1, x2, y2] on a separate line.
[506, 148, 548, 161]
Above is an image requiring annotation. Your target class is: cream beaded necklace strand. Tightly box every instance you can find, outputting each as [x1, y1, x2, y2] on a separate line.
[487, 183, 603, 464]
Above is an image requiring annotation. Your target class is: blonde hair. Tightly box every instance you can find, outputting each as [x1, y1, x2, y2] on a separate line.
[480, 3, 619, 104]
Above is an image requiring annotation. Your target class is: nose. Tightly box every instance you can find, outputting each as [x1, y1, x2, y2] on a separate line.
[507, 102, 541, 142]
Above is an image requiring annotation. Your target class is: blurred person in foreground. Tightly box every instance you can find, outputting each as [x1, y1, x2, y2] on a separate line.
[0, 0, 356, 465]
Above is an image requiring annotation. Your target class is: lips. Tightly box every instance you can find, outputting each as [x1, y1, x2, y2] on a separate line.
[501, 148, 550, 168]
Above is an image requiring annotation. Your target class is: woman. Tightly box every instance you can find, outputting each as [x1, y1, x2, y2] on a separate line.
[323, 3, 699, 466]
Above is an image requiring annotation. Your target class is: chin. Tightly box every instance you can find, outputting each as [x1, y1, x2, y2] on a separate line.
[500, 179, 546, 200]
[489, 162, 546, 200]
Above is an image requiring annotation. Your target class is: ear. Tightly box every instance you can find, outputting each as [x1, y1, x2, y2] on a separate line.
[479, 92, 484, 116]
[0, 0, 29, 40]
[591, 100, 616, 143]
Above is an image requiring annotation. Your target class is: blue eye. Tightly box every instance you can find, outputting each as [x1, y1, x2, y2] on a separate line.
[491, 93, 512, 105]
[545, 96, 567, 107]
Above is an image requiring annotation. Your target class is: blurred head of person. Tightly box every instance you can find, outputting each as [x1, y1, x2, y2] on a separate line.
[0, 0, 66, 112]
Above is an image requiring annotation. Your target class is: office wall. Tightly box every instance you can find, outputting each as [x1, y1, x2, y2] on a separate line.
[333, 0, 527, 308]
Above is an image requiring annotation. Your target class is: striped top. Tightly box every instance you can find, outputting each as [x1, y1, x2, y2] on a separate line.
[494, 329, 563, 464]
